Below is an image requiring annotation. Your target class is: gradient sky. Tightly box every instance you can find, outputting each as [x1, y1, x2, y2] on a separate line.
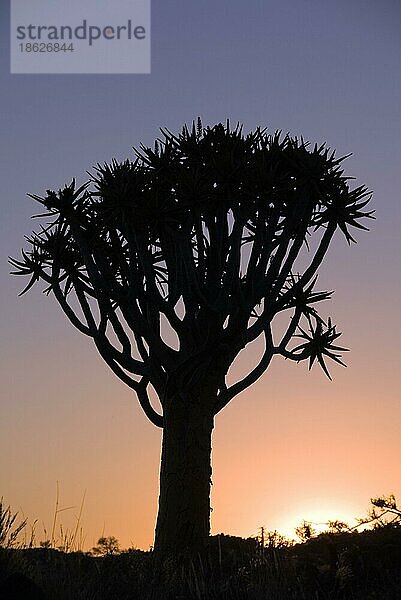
[1, 0, 400, 551]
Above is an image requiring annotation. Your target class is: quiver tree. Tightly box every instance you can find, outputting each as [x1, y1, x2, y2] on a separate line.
[10, 120, 373, 556]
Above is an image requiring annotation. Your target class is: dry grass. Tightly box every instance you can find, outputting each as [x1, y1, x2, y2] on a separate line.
[1, 494, 401, 599]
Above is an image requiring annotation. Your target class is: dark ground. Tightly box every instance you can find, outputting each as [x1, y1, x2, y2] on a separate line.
[1, 526, 401, 599]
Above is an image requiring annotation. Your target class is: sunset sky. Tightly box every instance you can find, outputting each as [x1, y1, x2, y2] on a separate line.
[1, 0, 400, 551]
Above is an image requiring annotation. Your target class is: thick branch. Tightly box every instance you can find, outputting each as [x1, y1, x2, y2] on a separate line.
[50, 265, 92, 336]
[277, 348, 309, 361]
[136, 381, 164, 428]
[277, 306, 302, 352]
[94, 344, 163, 427]
[214, 327, 274, 414]
[52, 282, 92, 336]
[74, 286, 146, 376]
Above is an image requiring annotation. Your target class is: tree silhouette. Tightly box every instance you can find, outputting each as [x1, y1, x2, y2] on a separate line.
[10, 120, 373, 555]
[91, 536, 120, 556]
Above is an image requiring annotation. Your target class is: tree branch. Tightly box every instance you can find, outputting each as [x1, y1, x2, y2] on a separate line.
[214, 327, 274, 414]
[136, 381, 164, 428]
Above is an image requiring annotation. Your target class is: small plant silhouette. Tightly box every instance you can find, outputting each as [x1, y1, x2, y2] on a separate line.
[295, 520, 317, 542]
[91, 535, 120, 556]
[358, 494, 401, 529]
[0, 496, 28, 548]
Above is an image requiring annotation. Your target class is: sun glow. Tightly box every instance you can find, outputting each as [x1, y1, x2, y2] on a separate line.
[275, 503, 359, 541]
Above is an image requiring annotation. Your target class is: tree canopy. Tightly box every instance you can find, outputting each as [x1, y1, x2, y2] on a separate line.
[10, 120, 374, 426]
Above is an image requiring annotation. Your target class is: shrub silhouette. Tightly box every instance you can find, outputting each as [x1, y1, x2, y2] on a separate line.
[91, 536, 120, 556]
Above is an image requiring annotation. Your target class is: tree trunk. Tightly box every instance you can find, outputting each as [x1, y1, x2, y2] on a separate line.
[154, 392, 214, 556]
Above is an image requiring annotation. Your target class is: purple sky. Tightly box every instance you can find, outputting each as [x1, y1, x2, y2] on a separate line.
[1, 0, 400, 550]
